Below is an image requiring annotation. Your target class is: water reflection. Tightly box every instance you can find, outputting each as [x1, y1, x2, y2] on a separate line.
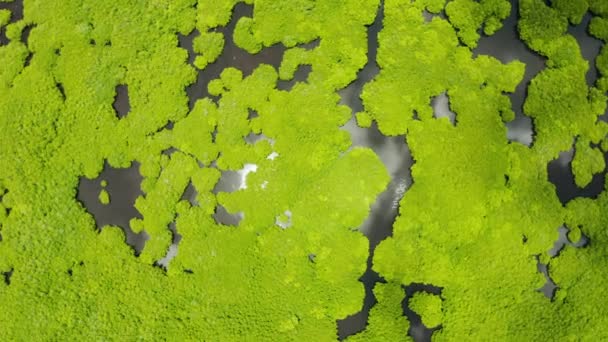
[431, 92, 456, 126]
[213, 163, 258, 194]
[275, 210, 292, 229]
[156, 221, 181, 268]
[66, 0, 608, 340]
[211, 164, 256, 226]
[213, 205, 243, 226]
[337, 1, 413, 338]
[474, 0, 544, 147]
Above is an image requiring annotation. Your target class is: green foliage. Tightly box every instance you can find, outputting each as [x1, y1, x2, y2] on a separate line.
[233, 16, 261, 53]
[519, 0, 607, 162]
[192, 32, 225, 69]
[0, 9, 10, 27]
[409, 292, 443, 328]
[98, 188, 110, 205]
[590, 16, 608, 41]
[0, 0, 388, 339]
[1, 0, 607, 340]
[415, 0, 447, 14]
[518, 0, 568, 53]
[550, 0, 589, 24]
[445, 0, 510, 48]
[347, 283, 412, 341]
[361, 0, 523, 136]
[362, 0, 608, 340]
[589, 0, 608, 16]
[590, 15, 608, 92]
[572, 139, 605, 188]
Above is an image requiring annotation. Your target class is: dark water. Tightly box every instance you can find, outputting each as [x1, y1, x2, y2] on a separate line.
[77, 161, 148, 255]
[184, 3, 286, 110]
[475, 0, 544, 147]
[2, 0, 597, 339]
[112, 85, 130, 118]
[0, 0, 23, 46]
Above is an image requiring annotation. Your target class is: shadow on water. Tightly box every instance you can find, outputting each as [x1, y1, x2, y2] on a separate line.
[112, 85, 130, 119]
[183, 3, 286, 110]
[338, 1, 418, 339]
[338, 1, 447, 339]
[336, 3, 385, 339]
[152, 182, 198, 269]
[568, 13, 603, 88]
[474, 0, 545, 147]
[475, 0, 607, 205]
[2, 267, 13, 285]
[341, 0, 608, 339]
[547, 146, 608, 205]
[0, 0, 23, 46]
[402, 283, 444, 341]
[277, 64, 312, 91]
[17, 0, 608, 338]
[536, 224, 591, 301]
[77, 161, 148, 255]
[157, 161, 252, 268]
[535, 256, 558, 300]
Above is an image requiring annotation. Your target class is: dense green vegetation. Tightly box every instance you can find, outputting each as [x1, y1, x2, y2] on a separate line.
[0, 0, 607, 340]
